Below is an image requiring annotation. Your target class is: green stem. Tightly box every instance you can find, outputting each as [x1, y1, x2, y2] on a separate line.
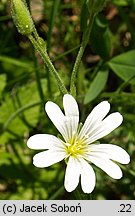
[49, 186, 65, 200]
[45, 66, 52, 97]
[53, 44, 80, 62]
[70, 12, 95, 96]
[101, 92, 135, 99]
[28, 35, 68, 95]
[0, 15, 11, 22]
[46, 0, 61, 96]
[32, 47, 45, 100]
[33, 25, 40, 41]
[47, 0, 61, 52]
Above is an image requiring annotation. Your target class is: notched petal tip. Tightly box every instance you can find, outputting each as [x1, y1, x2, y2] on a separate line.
[63, 93, 75, 99]
[63, 93, 76, 106]
[97, 100, 110, 111]
[115, 147, 130, 164]
[122, 153, 130, 164]
[64, 186, 74, 193]
[33, 154, 44, 168]
[27, 135, 36, 149]
[80, 159, 96, 193]
[27, 134, 57, 150]
[33, 150, 66, 168]
[101, 100, 110, 106]
[115, 172, 123, 179]
[63, 93, 79, 116]
[115, 112, 123, 124]
[45, 101, 53, 112]
[64, 157, 80, 193]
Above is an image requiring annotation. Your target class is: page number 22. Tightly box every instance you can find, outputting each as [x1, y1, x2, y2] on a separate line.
[118, 204, 131, 213]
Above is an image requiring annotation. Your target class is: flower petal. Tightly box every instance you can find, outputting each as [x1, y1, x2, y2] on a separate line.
[64, 156, 81, 192]
[79, 101, 110, 139]
[45, 101, 69, 140]
[86, 112, 123, 144]
[27, 134, 64, 150]
[79, 158, 96, 193]
[87, 155, 122, 179]
[63, 94, 79, 117]
[63, 94, 79, 139]
[89, 144, 130, 164]
[33, 150, 66, 168]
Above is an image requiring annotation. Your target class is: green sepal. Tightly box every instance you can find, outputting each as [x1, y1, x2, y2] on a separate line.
[11, 0, 34, 35]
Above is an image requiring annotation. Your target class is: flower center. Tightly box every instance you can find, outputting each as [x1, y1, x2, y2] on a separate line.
[65, 137, 88, 157]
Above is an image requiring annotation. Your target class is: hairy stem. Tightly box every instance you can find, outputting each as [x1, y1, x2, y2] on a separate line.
[70, 12, 95, 96]
[28, 35, 68, 95]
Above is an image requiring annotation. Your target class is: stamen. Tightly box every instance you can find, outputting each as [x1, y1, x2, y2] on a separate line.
[66, 136, 88, 157]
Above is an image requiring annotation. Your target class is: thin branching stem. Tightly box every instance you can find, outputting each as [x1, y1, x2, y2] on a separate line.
[70, 12, 95, 96]
[28, 35, 68, 95]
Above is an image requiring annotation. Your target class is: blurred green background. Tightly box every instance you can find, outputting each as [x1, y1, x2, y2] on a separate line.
[0, 0, 135, 199]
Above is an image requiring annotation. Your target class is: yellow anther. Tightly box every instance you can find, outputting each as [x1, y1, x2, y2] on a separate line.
[66, 138, 88, 157]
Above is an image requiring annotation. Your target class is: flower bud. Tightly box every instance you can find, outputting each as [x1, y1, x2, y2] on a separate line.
[11, 0, 34, 35]
[87, 0, 107, 14]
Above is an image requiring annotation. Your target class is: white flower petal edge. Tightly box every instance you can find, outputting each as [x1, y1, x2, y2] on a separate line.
[63, 94, 79, 139]
[79, 158, 96, 193]
[79, 101, 110, 138]
[45, 101, 68, 140]
[87, 155, 123, 179]
[45, 95, 79, 141]
[85, 112, 123, 144]
[64, 157, 81, 192]
[33, 150, 66, 168]
[64, 157, 96, 193]
[27, 134, 64, 150]
[89, 144, 130, 164]
[63, 94, 79, 120]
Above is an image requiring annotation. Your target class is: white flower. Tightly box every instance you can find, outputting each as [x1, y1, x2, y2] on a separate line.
[27, 94, 130, 193]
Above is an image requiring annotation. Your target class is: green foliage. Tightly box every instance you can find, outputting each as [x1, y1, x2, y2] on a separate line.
[112, 0, 129, 6]
[84, 68, 109, 104]
[108, 50, 135, 84]
[91, 16, 112, 59]
[0, 81, 42, 144]
[80, 1, 90, 33]
[0, 74, 6, 98]
[87, 0, 107, 14]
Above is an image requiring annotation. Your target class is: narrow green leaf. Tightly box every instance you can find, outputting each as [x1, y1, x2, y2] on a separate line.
[84, 69, 109, 104]
[47, 0, 61, 51]
[80, 0, 89, 33]
[108, 50, 135, 84]
[0, 55, 33, 69]
[112, 0, 128, 6]
[0, 74, 6, 97]
[91, 16, 112, 60]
